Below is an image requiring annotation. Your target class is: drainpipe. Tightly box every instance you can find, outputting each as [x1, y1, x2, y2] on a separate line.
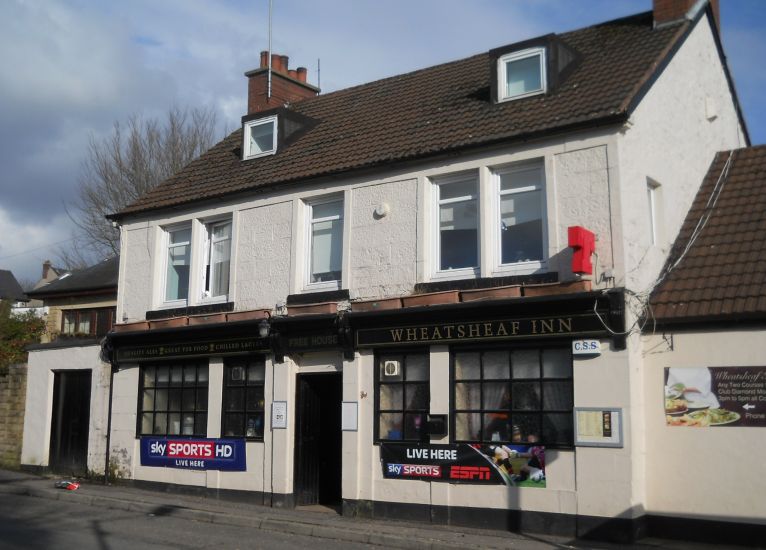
[101, 336, 117, 485]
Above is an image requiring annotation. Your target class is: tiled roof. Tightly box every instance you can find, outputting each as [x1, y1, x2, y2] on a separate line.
[115, 11, 686, 218]
[0, 270, 27, 302]
[26, 256, 119, 297]
[651, 145, 766, 323]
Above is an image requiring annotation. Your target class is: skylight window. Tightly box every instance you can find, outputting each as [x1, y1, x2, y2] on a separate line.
[498, 47, 546, 102]
[243, 116, 277, 159]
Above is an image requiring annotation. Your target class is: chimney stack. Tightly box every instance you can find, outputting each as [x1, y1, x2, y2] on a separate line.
[42, 260, 52, 280]
[653, 0, 720, 34]
[245, 51, 319, 114]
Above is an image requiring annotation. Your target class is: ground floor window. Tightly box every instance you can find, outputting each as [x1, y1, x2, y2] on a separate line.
[452, 346, 573, 446]
[376, 351, 429, 441]
[222, 356, 266, 440]
[138, 361, 208, 436]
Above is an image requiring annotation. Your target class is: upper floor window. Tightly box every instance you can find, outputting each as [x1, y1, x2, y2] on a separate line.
[433, 172, 479, 279]
[495, 162, 546, 268]
[161, 218, 232, 307]
[430, 160, 547, 281]
[243, 116, 277, 160]
[61, 307, 116, 338]
[305, 197, 344, 290]
[165, 226, 191, 303]
[203, 221, 232, 299]
[498, 48, 546, 102]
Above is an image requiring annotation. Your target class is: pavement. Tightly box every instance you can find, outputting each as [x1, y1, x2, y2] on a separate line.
[0, 469, 743, 550]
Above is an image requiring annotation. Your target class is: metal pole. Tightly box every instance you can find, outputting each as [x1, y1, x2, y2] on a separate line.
[103, 363, 116, 485]
[267, 0, 273, 101]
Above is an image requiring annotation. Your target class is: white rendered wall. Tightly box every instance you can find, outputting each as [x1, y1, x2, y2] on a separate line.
[642, 329, 766, 523]
[116, 128, 620, 320]
[21, 345, 111, 474]
[616, 15, 746, 294]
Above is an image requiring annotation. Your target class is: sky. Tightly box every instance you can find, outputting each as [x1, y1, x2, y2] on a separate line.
[0, 0, 764, 283]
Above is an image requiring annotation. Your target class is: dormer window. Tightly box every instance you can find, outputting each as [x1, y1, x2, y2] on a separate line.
[243, 116, 277, 159]
[498, 47, 546, 102]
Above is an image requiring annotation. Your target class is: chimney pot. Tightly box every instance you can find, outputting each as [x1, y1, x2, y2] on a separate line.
[271, 53, 283, 73]
[246, 57, 318, 115]
[260, 50, 269, 69]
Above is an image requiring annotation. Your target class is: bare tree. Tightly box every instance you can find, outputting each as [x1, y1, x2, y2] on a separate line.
[64, 106, 218, 261]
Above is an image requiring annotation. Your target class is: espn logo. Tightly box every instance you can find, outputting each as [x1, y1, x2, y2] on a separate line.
[449, 465, 491, 481]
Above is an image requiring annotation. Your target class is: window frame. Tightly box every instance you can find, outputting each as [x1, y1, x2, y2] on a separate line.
[60, 307, 116, 337]
[430, 171, 481, 281]
[450, 343, 574, 449]
[490, 160, 548, 275]
[497, 47, 547, 102]
[303, 195, 345, 292]
[221, 356, 267, 441]
[243, 116, 278, 160]
[161, 223, 193, 307]
[375, 350, 431, 443]
[137, 361, 209, 438]
[647, 178, 661, 246]
[199, 219, 233, 303]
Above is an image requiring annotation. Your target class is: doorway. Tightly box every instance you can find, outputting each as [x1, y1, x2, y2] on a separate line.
[49, 370, 91, 475]
[294, 372, 342, 506]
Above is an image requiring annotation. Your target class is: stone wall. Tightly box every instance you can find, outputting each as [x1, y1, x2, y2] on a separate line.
[0, 363, 27, 468]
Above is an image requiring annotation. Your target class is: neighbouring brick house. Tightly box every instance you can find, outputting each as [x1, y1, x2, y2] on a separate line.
[100, 0, 754, 543]
[20, 257, 118, 476]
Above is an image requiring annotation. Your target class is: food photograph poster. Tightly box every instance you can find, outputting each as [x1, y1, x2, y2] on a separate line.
[664, 367, 766, 427]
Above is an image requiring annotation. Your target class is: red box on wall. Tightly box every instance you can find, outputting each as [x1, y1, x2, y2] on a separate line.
[568, 226, 596, 275]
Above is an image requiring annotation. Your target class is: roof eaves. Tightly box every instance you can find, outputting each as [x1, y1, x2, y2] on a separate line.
[108, 111, 630, 222]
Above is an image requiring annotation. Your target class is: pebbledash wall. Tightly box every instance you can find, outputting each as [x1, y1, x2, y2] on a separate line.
[20, 345, 110, 473]
[106, 8, 748, 543]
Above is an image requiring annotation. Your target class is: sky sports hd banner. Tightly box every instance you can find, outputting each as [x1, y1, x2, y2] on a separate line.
[380, 443, 546, 488]
[140, 437, 246, 471]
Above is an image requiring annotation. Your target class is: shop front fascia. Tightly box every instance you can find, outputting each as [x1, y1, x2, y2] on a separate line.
[340, 288, 629, 537]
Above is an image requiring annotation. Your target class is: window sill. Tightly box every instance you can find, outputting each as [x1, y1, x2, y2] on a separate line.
[287, 289, 350, 305]
[145, 302, 234, 320]
[430, 267, 479, 282]
[414, 272, 557, 294]
[491, 260, 547, 277]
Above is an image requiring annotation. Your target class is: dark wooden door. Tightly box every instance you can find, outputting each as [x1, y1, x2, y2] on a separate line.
[49, 370, 91, 475]
[294, 373, 342, 505]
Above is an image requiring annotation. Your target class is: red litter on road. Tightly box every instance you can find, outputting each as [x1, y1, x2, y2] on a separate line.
[54, 480, 80, 491]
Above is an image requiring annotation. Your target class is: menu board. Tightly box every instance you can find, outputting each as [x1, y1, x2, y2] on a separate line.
[574, 408, 623, 447]
[664, 367, 766, 427]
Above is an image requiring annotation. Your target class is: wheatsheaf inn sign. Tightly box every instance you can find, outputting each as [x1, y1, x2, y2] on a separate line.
[356, 314, 609, 347]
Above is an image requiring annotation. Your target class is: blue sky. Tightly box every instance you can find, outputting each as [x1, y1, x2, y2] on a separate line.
[0, 0, 764, 282]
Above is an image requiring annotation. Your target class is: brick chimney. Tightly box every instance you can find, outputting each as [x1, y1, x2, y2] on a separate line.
[42, 260, 52, 279]
[654, 0, 720, 33]
[245, 51, 320, 114]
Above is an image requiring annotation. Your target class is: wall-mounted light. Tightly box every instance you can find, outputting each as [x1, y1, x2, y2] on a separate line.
[258, 318, 271, 338]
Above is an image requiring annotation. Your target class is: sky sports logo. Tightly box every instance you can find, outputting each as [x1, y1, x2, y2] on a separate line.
[387, 463, 442, 478]
[148, 440, 235, 459]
